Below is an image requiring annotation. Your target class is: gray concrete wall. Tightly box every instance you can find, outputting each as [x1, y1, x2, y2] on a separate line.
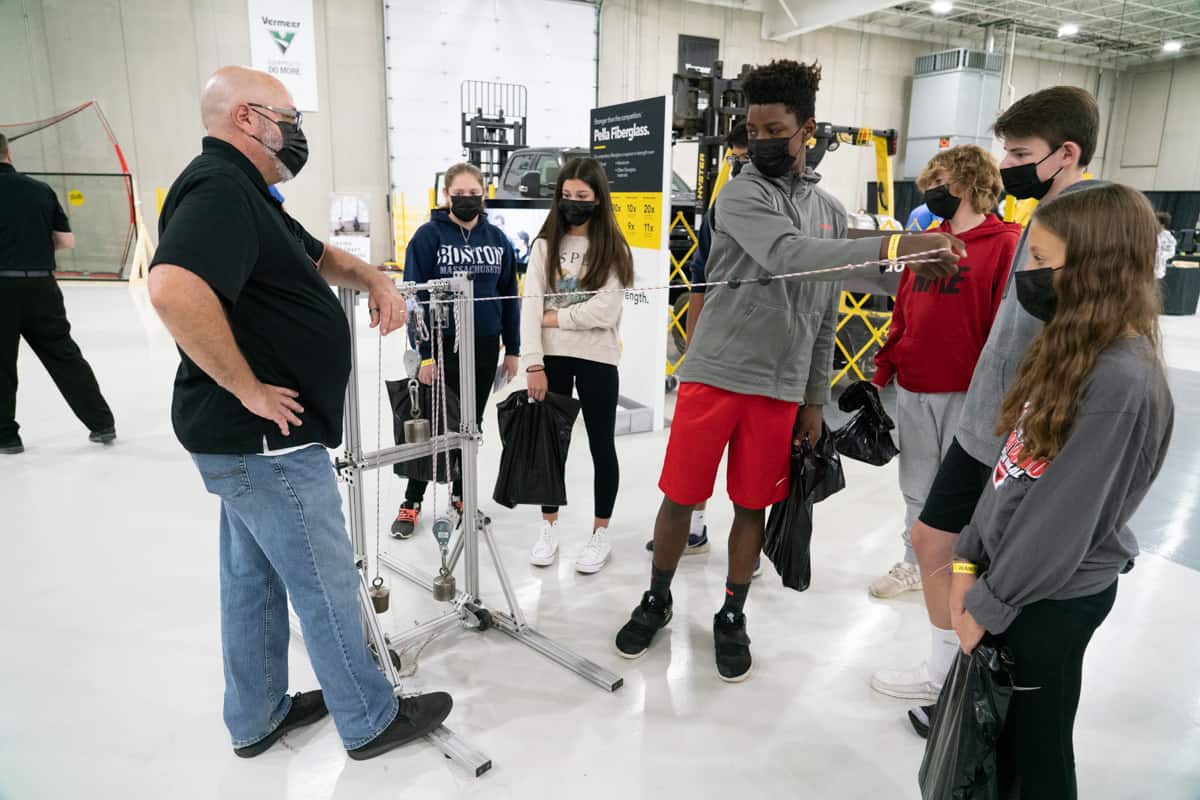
[0, 0, 392, 262]
[1103, 55, 1200, 192]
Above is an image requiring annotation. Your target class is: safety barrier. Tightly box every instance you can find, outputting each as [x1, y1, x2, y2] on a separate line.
[833, 292, 892, 386]
[665, 209, 700, 377]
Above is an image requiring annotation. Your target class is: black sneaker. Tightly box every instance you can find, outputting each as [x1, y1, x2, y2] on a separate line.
[713, 610, 752, 682]
[0, 436, 24, 455]
[346, 691, 454, 761]
[89, 427, 117, 445]
[908, 704, 935, 739]
[644, 527, 710, 554]
[233, 690, 329, 758]
[391, 502, 421, 539]
[615, 591, 673, 659]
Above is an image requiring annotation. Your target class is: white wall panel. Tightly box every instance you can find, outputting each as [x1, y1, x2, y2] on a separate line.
[384, 0, 597, 207]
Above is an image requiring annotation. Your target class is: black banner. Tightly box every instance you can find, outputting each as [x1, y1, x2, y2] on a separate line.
[678, 35, 719, 76]
[590, 96, 666, 194]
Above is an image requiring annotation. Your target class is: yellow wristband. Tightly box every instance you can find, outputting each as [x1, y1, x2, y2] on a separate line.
[420, 358, 435, 367]
[952, 562, 978, 575]
[887, 233, 902, 262]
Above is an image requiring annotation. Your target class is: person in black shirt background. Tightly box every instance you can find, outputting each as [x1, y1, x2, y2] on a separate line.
[0, 132, 116, 454]
[149, 66, 452, 760]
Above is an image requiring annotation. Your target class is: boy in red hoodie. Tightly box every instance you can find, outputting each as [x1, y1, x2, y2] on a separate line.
[868, 145, 1020, 602]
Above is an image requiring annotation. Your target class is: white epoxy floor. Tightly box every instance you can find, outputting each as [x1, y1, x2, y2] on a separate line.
[2, 284, 1199, 799]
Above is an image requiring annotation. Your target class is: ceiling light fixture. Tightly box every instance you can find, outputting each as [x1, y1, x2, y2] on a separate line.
[1058, 23, 1079, 37]
[930, 1, 953, 14]
[1163, 41, 1183, 53]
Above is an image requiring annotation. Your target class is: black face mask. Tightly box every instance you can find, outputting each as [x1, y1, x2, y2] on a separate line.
[1015, 267, 1059, 322]
[924, 184, 962, 220]
[748, 130, 801, 178]
[730, 158, 747, 178]
[559, 199, 596, 227]
[252, 110, 309, 179]
[1000, 147, 1063, 201]
[450, 194, 483, 222]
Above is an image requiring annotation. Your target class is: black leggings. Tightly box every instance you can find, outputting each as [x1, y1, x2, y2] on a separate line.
[405, 335, 500, 502]
[995, 580, 1118, 799]
[541, 356, 619, 520]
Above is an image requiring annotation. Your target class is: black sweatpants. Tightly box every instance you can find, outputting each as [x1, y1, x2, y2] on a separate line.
[405, 334, 501, 502]
[541, 355, 619, 520]
[0, 276, 113, 441]
[996, 580, 1118, 800]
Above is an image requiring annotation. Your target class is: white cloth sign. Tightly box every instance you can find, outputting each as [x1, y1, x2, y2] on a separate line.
[248, 0, 319, 112]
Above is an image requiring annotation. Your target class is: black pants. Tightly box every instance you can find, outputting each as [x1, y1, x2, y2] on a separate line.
[996, 580, 1118, 799]
[0, 276, 113, 441]
[541, 355, 619, 520]
[405, 334, 500, 502]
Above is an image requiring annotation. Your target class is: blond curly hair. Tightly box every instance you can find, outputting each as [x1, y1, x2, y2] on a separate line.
[916, 145, 1004, 215]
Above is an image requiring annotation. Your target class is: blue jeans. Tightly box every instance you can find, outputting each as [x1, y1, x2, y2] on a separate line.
[192, 446, 398, 749]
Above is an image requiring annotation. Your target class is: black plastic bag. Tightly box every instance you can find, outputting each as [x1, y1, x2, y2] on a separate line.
[762, 424, 844, 591]
[492, 390, 581, 508]
[794, 417, 846, 504]
[385, 379, 462, 483]
[833, 380, 899, 466]
[919, 643, 1017, 800]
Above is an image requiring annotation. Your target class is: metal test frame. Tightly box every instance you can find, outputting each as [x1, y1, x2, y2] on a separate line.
[335, 274, 623, 776]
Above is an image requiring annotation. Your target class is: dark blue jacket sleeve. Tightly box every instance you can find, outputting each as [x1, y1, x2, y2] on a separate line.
[690, 211, 713, 293]
[499, 238, 521, 356]
[405, 227, 437, 360]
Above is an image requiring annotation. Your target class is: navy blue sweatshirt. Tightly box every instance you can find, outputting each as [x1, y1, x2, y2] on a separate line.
[404, 209, 520, 359]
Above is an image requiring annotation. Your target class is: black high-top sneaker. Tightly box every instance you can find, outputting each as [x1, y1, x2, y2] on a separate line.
[615, 591, 673, 659]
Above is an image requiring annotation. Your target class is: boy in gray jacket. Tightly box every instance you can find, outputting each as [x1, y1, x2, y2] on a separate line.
[613, 59, 964, 682]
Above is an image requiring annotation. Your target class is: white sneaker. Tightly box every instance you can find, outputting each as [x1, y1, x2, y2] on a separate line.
[870, 661, 942, 703]
[530, 521, 559, 567]
[575, 528, 612, 574]
[869, 561, 923, 599]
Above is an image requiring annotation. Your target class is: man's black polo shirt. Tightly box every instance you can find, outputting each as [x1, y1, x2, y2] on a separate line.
[0, 162, 71, 270]
[151, 137, 350, 455]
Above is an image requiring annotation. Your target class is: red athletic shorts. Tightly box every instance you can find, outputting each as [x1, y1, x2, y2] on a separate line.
[659, 382, 799, 511]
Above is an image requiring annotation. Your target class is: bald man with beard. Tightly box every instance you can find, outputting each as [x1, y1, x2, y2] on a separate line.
[149, 66, 452, 760]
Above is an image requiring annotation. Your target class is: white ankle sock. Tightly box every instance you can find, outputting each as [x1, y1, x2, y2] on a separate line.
[690, 510, 706, 536]
[929, 624, 960, 686]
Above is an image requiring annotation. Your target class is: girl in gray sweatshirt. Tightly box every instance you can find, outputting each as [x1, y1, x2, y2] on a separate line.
[946, 184, 1174, 798]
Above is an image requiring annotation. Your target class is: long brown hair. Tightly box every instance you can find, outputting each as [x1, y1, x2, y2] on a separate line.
[997, 184, 1162, 461]
[536, 157, 634, 291]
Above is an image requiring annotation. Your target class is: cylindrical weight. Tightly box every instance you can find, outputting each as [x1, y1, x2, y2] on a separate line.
[369, 576, 390, 613]
[404, 418, 431, 443]
[432, 572, 457, 602]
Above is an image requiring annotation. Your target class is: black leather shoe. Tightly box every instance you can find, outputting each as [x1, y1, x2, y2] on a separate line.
[234, 691, 328, 758]
[346, 692, 453, 761]
[89, 427, 117, 444]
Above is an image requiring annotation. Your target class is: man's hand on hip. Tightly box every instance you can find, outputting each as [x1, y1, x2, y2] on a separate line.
[241, 382, 305, 437]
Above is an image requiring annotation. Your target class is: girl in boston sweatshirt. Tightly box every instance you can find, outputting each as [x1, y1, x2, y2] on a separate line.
[521, 157, 633, 574]
[392, 163, 520, 538]
[947, 184, 1173, 798]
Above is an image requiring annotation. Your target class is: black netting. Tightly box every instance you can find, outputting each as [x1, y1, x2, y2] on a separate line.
[2, 102, 135, 278]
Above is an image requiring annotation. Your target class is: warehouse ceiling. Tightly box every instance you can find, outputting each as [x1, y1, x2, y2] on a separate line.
[852, 0, 1200, 64]
[684, 0, 1200, 66]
